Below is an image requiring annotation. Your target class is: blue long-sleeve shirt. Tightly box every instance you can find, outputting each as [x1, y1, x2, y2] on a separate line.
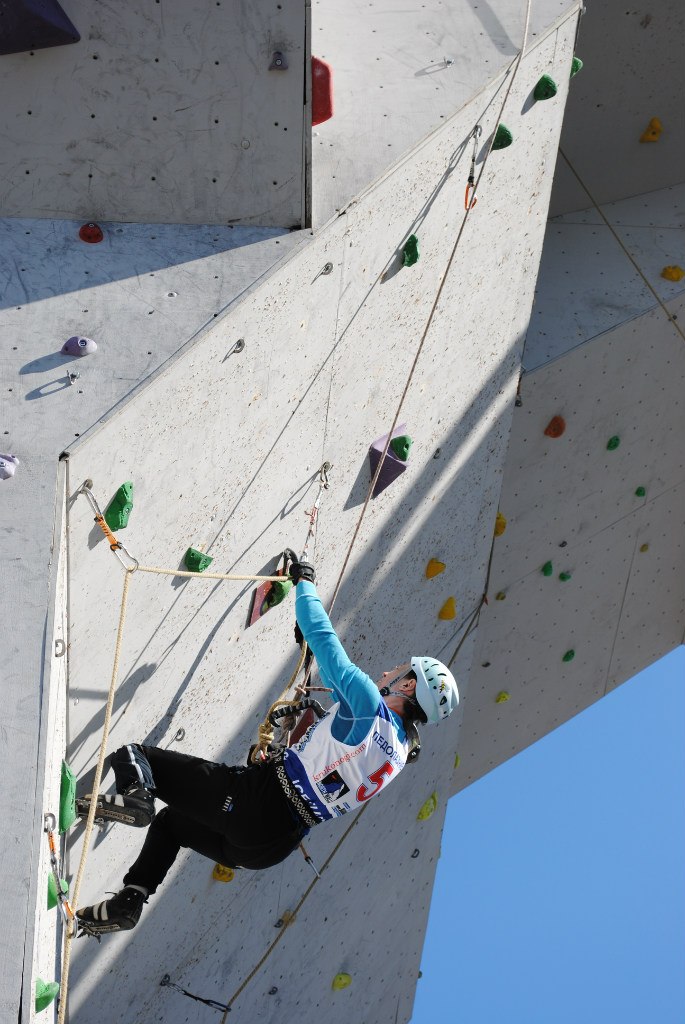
[295, 581, 406, 744]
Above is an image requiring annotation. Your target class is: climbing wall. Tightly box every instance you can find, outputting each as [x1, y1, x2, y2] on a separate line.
[549, 0, 685, 216]
[55, 14, 580, 1023]
[454, 183, 685, 791]
[0, 0, 309, 227]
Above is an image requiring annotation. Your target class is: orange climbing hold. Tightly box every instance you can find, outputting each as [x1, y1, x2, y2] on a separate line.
[425, 558, 446, 579]
[544, 415, 566, 438]
[640, 117, 662, 142]
[438, 597, 456, 620]
[661, 265, 684, 282]
[494, 512, 507, 537]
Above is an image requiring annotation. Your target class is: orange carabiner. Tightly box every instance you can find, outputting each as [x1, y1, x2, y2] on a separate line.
[465, 181, 477, 210]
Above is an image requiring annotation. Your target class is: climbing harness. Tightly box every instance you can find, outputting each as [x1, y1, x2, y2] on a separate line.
[464, 124, 482, 210]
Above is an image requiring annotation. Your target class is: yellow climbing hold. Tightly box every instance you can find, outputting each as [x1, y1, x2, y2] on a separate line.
[425, 558, 446, 579]
[454, 753, 460, 769]
[212, 863, 235, 882]
[494, 512, 507, 537]
[495, 691, 510, 704]
[332, 974, 352, 991]
[438, 596, 456, 620]
[640, 117, 662, 142]
[417, 791, 438, 820]
[640, 543, 649, 553]
[661, 265, 684, 282]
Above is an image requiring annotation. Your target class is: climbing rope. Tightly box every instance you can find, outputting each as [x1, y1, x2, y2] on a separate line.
[57, 567, 132, 1024]
[212, 2, 535, 1014]
[558, 150, 685, 346]
[60, 3, 534, 1011]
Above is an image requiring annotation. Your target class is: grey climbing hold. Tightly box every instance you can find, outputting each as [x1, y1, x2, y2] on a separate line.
[61, 335, 97, 357]
[0, 454, 19, 480]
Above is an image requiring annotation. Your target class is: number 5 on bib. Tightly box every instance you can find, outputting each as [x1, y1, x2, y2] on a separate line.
[356, 761, 393, 802]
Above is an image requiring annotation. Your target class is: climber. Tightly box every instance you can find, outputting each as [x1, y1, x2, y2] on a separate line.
[76, 560, 459, 936]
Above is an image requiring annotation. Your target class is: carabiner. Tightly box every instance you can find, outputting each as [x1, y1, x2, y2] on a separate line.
[464, 124, 482, 211]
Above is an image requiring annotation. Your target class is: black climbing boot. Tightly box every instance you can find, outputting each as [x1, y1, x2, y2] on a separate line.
[76, 785, 155, 828]
[77, 885, 147, 937]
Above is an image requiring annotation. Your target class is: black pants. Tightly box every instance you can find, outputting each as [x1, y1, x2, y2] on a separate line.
[110, 745, 306, 894]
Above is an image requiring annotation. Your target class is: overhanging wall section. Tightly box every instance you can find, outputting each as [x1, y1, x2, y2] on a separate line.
[454, 296, 685, 794]
[0, 0, 308, 227]
[61, 18, 578, 1024]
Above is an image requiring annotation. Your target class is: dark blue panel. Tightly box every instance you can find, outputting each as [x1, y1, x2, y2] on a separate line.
[0, 0, 80, 56]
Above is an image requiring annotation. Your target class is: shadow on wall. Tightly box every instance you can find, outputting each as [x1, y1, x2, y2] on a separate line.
[0, 220, 290, 313]
[66, 326, 525, 1007]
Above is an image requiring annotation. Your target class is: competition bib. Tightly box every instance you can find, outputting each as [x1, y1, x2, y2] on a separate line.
[282, 701, 408, 822]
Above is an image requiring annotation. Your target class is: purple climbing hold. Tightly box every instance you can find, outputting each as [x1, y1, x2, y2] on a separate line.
[61, 336, 97, 357]
[368, 423, 410, 497]
[0, 454, 20, 481]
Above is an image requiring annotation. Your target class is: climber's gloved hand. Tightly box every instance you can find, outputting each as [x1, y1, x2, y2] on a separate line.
[290, 560, 316, 585]
[294, 622, 304, 647]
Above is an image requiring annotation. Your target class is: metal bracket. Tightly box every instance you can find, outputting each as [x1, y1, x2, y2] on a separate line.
[269, 51, 287, 70]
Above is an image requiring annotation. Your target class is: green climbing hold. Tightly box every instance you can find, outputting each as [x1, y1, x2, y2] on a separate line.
[635, 486, 646, 498]
[332, 973, 352, 991]
[35, 979, 60, 1013]
[559, 571, 572, 582]
[104, 481, 133, 531]
[607, 436, 620, 451]
[403, 235, 419, 267]
[562, 649, 575, 663]
[417, 791, 438, 821]
[265, 578, 293, 609]
[59, 760, 76, 834]
[390, 434, 413, 461]
[493, 124, 513, 150]
[184, 547, 213, 573]
[534, 74, 558, 101]
[454, 753, 460, 769]
[570, 56, 583, 78]
[541, 561, 553, 577]
[47, 873, 69, 910]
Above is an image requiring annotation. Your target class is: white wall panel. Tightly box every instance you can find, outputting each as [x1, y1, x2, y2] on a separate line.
[58, 20, 578, 1022]
[0, 0, 307, 226]
[549, 0, 685, 216]
[456, 295, 685, 793]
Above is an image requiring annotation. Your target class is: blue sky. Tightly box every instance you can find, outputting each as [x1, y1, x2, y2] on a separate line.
[412, 646, 685, 1024]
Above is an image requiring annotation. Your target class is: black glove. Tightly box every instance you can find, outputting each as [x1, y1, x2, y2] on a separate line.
[290, 560, 315, 585]
[294, 621, 304, 647]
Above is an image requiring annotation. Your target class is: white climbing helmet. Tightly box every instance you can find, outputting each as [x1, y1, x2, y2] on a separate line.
[411, 657, 459, 724]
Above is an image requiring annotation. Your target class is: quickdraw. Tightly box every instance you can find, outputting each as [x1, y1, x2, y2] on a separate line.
[78, 481, 139, 572]
[464, 124, 482, 211]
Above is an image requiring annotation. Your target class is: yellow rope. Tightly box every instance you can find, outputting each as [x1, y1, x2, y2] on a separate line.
[58, 568, 133, 1024]
[136, 565, 287, 582]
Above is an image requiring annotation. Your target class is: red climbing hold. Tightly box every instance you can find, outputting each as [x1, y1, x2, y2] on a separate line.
[312, 57, 333, 126]
[79, 222, 104, 243]
[544, 415, 566, 439]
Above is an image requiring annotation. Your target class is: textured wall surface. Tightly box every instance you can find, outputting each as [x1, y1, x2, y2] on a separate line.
[550, 0, 685, 216]
[0, 219, 301, 1021]
[455, 295, 685, 792]
[60, 17, 579, 1023]
[0, 0, 308, 226]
